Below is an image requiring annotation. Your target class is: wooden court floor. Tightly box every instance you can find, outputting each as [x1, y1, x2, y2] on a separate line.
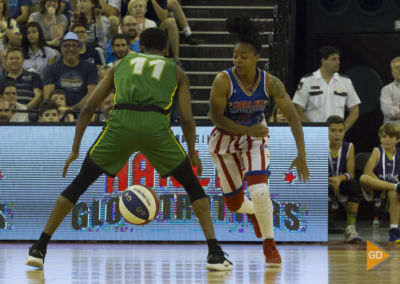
[0, 240, 399, 284]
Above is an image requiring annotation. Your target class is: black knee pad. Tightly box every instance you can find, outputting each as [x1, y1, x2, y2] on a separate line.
[170, 158, 208, 203]
[61, 155, 104, 204]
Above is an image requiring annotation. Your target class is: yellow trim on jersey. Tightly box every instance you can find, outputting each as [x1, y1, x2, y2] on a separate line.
[163, 84, 178, 111]
[90, 120, 111, 156]
[169, 127, 187, 157]
[232, 67, 261, 97]
[113, 74, 118, 105]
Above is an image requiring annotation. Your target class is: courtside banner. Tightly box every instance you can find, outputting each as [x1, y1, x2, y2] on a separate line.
[0, 125, 328, 241]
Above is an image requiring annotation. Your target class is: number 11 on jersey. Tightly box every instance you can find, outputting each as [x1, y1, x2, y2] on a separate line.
[130, 57, 166, 81]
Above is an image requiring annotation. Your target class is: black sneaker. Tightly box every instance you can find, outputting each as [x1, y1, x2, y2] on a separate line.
[206, 246, 233, 271]
[25, 243, 46, 268]
[396, 184, 400, 194]
[183, 35, 199, 45]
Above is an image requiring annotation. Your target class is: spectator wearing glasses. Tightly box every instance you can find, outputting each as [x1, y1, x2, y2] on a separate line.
[71, 23, 102, 68]
[105, 15, 139, 64]
[70, 0, 111, 49]
[43, 32, 98, 113]
[1, 82, 29, 122]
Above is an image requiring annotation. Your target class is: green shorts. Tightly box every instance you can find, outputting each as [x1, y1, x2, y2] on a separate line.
[89, 109, 187, 177]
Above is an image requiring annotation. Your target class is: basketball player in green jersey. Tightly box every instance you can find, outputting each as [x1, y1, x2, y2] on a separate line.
[26, 28, 233, 271]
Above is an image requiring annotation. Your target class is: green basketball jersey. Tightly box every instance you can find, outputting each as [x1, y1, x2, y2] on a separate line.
[113, 53, 178, 110]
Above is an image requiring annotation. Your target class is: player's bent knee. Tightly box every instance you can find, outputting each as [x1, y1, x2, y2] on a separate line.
[170, 158, 208, 203]
[359, 174, 368, 187]
[224, 192, 244, 212]
[247, 183, 271, 207]
[61, 155, 104, 204]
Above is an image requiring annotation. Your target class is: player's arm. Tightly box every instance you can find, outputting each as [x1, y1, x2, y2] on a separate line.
[63, 62, 117, 177]
[176, 66, 202, 175]
[209, 72, 267, 137]
[268, 74, 309, 182]
[363, 148, 380, 179]
[294, 104, 309, 122]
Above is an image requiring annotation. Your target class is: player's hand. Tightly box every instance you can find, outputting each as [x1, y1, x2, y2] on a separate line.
[189, 152, 202, 176]
[63, 150, 79, 178]
[289, 155, 309, 182]
[246, 124, 269, 137]
[328, 176, 340, 194]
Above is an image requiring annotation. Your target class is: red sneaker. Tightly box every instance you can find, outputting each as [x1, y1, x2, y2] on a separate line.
[248, 214, 262, 238]
[263, 239, 282, 267]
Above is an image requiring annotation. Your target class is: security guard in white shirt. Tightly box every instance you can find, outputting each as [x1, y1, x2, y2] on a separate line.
[293, 46, 361, 132]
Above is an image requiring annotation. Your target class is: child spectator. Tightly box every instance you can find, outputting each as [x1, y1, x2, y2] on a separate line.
[327, 115, 362, 243]
[22, 22, 58, 77]
[38, 99, 60, 122]
[360, 122, 400, 243]
[49, 89, 74, 122]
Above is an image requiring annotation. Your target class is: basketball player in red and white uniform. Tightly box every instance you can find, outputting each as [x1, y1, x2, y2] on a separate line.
[209, 17, 310, 267]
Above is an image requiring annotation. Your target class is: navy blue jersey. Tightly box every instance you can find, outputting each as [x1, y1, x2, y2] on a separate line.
[329, 141, 352, 177]
[373, 145, 400, 183]
[223, 67, 270, 126]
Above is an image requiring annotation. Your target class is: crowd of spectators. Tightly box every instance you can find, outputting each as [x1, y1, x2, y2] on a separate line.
[0, 0, 197, 122]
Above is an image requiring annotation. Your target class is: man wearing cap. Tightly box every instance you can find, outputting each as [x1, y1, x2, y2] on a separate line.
[42, 32, 98, 113]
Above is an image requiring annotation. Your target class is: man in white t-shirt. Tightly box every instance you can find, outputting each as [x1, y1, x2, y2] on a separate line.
[293, 46, 361, 132]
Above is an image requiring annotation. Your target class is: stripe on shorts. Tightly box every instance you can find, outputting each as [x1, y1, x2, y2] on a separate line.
[216, 153, 236, 191]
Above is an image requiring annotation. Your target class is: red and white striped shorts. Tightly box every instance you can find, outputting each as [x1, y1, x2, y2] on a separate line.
[209, 127, 270, 194]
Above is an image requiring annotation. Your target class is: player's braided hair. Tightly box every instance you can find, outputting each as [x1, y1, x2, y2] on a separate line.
[226, 16, 263, 54]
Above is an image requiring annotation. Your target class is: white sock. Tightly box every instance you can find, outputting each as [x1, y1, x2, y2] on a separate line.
[390, 224, 398, 229]
[236, 195, 255, 214]
[248, 183, 274, 239]
[183, 26, 192, 37]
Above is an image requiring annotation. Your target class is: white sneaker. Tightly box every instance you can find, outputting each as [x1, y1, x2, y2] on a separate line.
[344, 225, 362, 243]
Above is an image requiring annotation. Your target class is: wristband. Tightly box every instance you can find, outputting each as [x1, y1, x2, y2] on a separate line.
[344, 173, 351, 181]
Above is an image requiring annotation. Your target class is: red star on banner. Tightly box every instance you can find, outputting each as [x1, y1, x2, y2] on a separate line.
[283, 172, 296, 183]
[0, 170, 4, 180]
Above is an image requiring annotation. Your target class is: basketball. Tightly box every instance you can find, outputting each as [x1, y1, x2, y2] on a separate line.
[119, 185, 160, 225]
